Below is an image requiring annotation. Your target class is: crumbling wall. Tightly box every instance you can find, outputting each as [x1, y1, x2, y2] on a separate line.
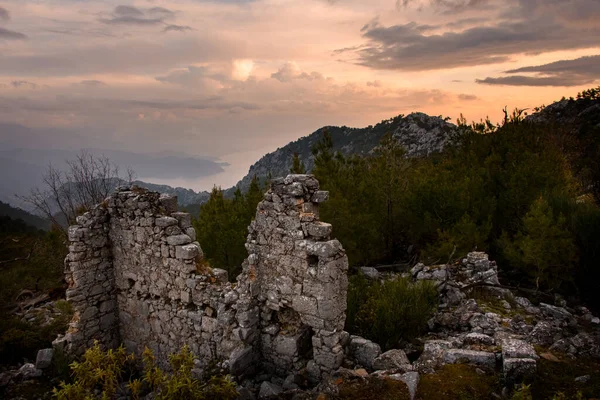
[57, 175, 348, 379]
[61, 205, 118, 355]
[243, 175, 349, 377]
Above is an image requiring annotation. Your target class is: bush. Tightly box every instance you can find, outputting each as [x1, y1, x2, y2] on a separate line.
[346, 275, 438, 350]
[53, 341, 238, 400]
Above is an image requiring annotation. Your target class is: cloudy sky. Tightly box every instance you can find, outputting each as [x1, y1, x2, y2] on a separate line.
[0, 0, 599, 191]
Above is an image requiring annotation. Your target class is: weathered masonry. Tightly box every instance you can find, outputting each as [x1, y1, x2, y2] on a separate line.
[56, 174, 349, 379]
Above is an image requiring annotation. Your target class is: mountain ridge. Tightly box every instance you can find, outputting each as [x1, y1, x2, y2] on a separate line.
[226, 112, 461, 194]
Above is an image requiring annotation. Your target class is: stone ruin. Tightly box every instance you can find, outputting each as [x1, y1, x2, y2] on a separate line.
[56, 174, 348, 380]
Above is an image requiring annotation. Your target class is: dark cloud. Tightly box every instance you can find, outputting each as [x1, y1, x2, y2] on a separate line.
[352, 5, 600, 71]
[0, 6, 10, 22]
[114, 5, 144, 17]
[398, 0, 490, 13]
[100, 5, 175, 26]
[444, 17, 481, 29]
[149, 7, 175, 15]
[163, 25, 192, 33]
[458, 93, 478, 100]
[505, 55, 600, 75]
[477, 55, 600, 86]
[100, 15, 164, 26]
[0, 27, 27, 40]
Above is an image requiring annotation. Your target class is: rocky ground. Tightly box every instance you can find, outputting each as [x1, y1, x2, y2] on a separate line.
[2, 252, 600, 399]
[235, 252, 600, 399]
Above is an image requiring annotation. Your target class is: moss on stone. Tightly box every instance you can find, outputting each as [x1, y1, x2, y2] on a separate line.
[416, 364, 501, 400]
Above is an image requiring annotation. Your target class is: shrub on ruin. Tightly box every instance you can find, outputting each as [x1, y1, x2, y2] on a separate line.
[347, 276, 438, 350]
[53, 341, 238, 400]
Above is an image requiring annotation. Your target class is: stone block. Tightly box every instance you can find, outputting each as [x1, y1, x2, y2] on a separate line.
[159, 194, 178, 214]
[443, 349, 496, 369]
[229, 347, 257, 377]
[274, 335, 300, 357]
[166, 234, 192, 246]
[373, 349, 411, 371]
[171, 212, 192, 228]
[259, 381, 283, 398]
[502, 338, 538, 360]
[175, 244, 199, 259]
[306, 240, 343, 259]
[100, 313, 116, 330]
[35, 348, 54, 369]
[292, 295, 318, 316]
[185, 227, 197, 241]
[306, 222, 332, 239]
[311, 190, 329, 203]
[350, 336, 381, 370]
[213, 268, 229, 283]
[464, 332, 495, 346]
[18, 363, 42, 379]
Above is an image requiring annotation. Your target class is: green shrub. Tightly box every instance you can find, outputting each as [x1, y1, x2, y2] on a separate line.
[346, 275, 438, 350]
[53, 341, 238, 400]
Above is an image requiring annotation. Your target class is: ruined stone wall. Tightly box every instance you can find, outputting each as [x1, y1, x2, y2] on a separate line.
[58, 175, 348, 379]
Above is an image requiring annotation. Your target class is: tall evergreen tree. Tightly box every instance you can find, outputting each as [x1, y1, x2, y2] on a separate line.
[290, 152, 306, 174]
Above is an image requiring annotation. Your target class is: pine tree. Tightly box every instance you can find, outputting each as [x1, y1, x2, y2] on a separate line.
[501, 196, 577, 290]
[290, 152, 306, 174]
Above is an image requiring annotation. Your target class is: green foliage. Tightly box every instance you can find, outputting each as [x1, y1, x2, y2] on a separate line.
[312, 108, 597, 300]
[346, 275, 438, 350]
[53, 342, 238, 400]
[193, 176, 266, 278]
[0, 226, 68, 366]
[577, 86, 600, 100]
[142, 346, 238, 400]
[54, 342, 134, 400]
[314, 132, 412, 265]
[500, 197, 577, 290]
[511, 384, 532, 400]
[290, 152, 306, 174]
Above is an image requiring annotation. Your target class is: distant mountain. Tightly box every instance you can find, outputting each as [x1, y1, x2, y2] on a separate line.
[132, 181, 210, 206]
[0, 145, 223, 209]
[233, 112, 461, 192]
[0, 201, 51, 231]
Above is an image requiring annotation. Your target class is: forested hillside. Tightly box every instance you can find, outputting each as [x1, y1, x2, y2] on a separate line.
[195, 87, 600, 310]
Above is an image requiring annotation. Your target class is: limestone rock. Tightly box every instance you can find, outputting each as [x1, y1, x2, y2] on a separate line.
[35, 348, 54, 369]
[359, 267, 380, 280]
[350, 336, 382, 370]
[373, 349, 411, 371]
[502, 339, 538, 360]
[443, 349, 496, 369]
[18, 363, 42, 379]
[259, 381, 283, 398]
